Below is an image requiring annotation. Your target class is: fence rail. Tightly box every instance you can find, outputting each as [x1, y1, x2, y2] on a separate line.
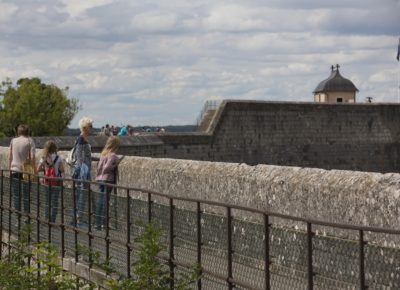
[1, 169, 400, 289]
[196, 100, 220, 127]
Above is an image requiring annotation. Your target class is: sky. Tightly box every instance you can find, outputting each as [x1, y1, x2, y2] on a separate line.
[0, 0, 399, 128]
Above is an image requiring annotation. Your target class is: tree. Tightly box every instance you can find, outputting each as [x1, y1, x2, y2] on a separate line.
[0, 77, 79, 136]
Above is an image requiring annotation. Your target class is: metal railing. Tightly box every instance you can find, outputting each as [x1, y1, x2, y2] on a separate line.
[196, 100, 220, 127]
[1, 169, 400, 289]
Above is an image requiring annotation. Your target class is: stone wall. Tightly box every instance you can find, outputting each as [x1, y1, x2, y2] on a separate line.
[208, 101, 400, 172]
[2, 100, 400, 172]
[1, 146, 400, 233]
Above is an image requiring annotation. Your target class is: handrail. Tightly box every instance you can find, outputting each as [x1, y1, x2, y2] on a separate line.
[195, 100, 220, 126]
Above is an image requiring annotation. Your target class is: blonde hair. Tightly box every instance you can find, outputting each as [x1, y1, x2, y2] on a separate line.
[42, 140, 57, 159]
[79, 117, 93, 133]
[101, 136, 121, 156]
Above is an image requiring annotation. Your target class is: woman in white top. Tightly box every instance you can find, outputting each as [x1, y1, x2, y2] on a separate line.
[37, 140, 64, 223]
[9, 124, 36, 213]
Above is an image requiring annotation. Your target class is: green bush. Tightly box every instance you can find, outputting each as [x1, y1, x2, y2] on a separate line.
[107, 223, 200, 290]
[0, 223, 200, 289]
[0, 224, 93, 289]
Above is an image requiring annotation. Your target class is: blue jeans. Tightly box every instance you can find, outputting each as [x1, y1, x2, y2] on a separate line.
[72, 167, 91, 224]
[95, 182, 113, 229]
[45, 186, 60, 223]
[11, 172, 30, 213]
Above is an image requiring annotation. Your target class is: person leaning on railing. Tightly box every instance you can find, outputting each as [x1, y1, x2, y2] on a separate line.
[94, 136, 124, 230]
[8, 124, 36, 213]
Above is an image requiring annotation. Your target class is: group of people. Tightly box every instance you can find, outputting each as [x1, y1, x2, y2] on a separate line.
[98, 124, 166, 137]
[98, 124, 134, 137]
[8, 117, 123, 230]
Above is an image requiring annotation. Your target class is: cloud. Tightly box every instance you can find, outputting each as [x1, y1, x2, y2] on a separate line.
[0, 0, 399, 127]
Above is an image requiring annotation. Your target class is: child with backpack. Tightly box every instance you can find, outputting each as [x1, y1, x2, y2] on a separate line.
[37, 140, 65, 223]
[95, 136, 123, 230]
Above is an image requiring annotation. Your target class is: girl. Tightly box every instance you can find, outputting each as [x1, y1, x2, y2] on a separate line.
[95, 136, 122, 230]
[37, 140, 64, 223]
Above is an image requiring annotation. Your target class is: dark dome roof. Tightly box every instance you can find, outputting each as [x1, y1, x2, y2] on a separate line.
[313, 67, 359, 94]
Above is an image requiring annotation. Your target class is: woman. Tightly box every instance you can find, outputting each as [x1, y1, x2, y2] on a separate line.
[37, 140, 64, 223]
[9, 124, 36, 213]
[73, 117, 93, 225]
[95, 136, 122, 230]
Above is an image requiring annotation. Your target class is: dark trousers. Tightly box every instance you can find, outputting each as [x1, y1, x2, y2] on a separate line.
[95, 181, 114, 228]
[45, 186, 60, 223]
[11, 172, 29, 213]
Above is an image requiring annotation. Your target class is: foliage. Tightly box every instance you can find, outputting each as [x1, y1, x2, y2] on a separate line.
[0, 223, 199, 289]
[0, 224, 93, 289]
[106, 223, 201, 290]
[0, 77, 79, 136]
[77, 244, 115, 276]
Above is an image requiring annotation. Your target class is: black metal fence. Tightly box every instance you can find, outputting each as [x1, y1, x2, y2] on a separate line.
[196, 100, 220, 127]
[1, 169, 400, 289]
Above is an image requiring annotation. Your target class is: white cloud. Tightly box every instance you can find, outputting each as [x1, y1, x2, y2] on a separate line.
[0, 2, 17, 22]
[0, 0, 399, 127]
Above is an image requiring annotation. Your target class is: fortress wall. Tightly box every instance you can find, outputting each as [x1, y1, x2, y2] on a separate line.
[1, 146, 400, 234]
[208, 101, 400, 172]
[1, 101, 400, 172]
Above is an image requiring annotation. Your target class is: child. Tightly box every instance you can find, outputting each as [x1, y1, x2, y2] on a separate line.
[95, 136, 123, 230]
[37, 140, 64, 223]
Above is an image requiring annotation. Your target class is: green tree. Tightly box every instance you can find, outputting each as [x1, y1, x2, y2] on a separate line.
[0, 77, 79, 136]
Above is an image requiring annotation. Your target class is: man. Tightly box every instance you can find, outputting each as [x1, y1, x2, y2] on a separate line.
[9, 124, 36, 213]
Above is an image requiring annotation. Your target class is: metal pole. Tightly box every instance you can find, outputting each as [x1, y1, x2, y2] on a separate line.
[126, 189, 131, 278]
[48, 184, 52, 243]
[169, 198, 175, 289]
[60, 180, 65, 258]
[196, 201, 202, 290]
[359, 230, 366, 289]
[397, 56, 400, 103]
[307, 222, 314, 290]
[88, 183, 93, 267]
[148, 192, 152, 223]
[264, 214, 271, 290]
[105, 186, 110, 262]
[73, 181, 78, 263]
[0, 171, 3, 259]
[227, 207, 233, 290]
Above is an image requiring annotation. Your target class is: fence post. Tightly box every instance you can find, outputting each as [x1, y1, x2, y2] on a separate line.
[0, 170, 3, 259]
[60, 180, 65, 258]
[88, 183, 93, 267]
[8, 172, 12, 256]
[196, 201, 202, 290]
[264, 214, 270, 290]
[36, 176, 41, 280]
[105, 186, 110, 262]
[227, 207, 233, 290]
[169, 198, 175, 289]
[307, 222, 314, 290]
[359, 230, 366, 289]
[48, 184, 52, 243]
[148, 192, 152, 223]
[72, 180, 78, 263]
[126, 189, 132, 278]
[17, 173, 22, 236]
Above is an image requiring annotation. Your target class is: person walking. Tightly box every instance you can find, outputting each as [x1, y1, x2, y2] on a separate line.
[72, 117, 93, 226]
[95, 136, 123, 230]
[37, 140, 64, 223]
[9, 124, 36, 213]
